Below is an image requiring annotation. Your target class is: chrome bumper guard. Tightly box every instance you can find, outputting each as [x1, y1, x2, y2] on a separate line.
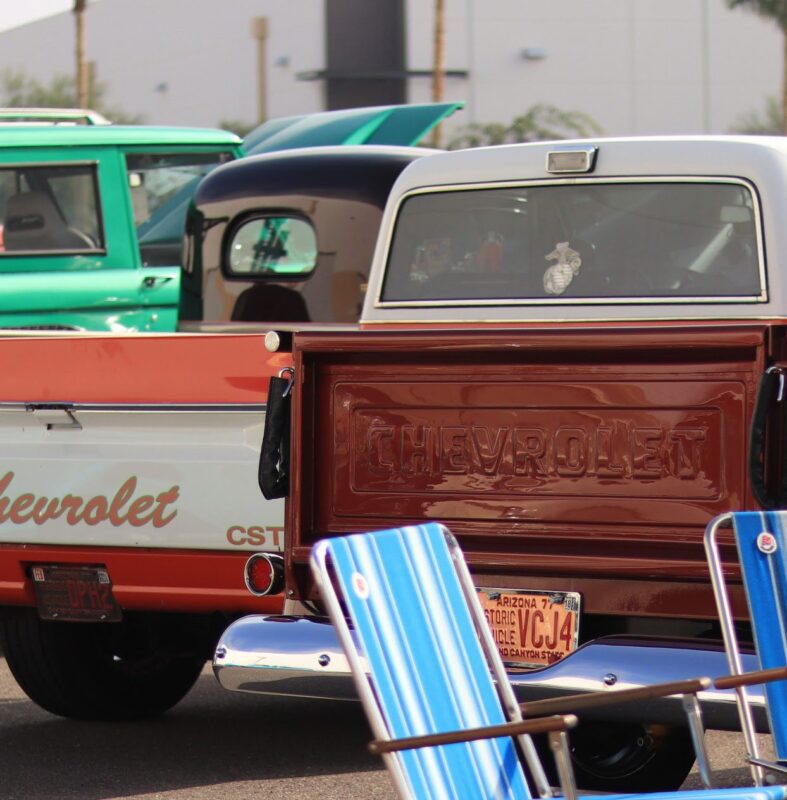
[213, 614, 767, 732]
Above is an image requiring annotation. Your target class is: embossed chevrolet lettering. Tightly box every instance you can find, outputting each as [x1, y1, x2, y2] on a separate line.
[366, 421, 706, 480]
[356, 405, 714, 501]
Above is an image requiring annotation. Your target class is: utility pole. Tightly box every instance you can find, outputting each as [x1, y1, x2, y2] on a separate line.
[251, 17, 269, 124]
[74, 0, 89, 108]
[431, 0, 445, 148]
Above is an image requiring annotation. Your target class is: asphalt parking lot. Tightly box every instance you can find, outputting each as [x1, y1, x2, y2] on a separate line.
[0, 656, 775, 799]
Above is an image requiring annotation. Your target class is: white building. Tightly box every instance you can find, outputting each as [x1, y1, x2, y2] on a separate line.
[0, 0, 780, 139]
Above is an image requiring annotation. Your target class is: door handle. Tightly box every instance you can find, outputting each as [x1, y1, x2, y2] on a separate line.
[29, 406, 82, 431]
[142, 275, 174, 289]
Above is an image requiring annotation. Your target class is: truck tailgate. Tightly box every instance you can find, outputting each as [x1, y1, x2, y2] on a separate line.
[289, 323, 768, 615]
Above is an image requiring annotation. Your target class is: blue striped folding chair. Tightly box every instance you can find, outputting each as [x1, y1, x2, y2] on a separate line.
[706, 511, 787, 785]
[310, 522, 574, 800]
[312, 522, 787, 800]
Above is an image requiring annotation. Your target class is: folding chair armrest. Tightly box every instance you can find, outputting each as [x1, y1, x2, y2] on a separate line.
[520, 677, 717, 789]
[369, 713, 578, 755]
[714, 666, 787, 691]
[519, 676, 711, 717]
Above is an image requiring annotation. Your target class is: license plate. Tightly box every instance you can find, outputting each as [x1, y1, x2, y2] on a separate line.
[477, 588, 581, 668]
[31, 565, 122, 622]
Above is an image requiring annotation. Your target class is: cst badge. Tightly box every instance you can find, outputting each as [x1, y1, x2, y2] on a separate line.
[543, 241, 582, 296]
[757, 531, 778, 554]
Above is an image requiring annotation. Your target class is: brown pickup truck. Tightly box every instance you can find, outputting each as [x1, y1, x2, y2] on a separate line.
[214, 136, 785, 792]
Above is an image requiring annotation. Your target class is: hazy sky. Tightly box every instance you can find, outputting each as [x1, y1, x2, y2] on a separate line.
[0, 0, 75, 33]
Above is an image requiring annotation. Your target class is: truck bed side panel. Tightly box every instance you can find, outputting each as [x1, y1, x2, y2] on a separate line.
[0, 333, 288, 613]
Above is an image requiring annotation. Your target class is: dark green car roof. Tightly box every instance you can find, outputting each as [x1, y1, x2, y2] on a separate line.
[0, 125, 242, 148]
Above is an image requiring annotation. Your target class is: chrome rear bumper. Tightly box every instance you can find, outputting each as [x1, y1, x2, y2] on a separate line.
[213, 614, 767, 732]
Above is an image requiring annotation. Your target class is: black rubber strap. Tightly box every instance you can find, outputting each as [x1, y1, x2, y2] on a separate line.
[749, 368, 781, 510]
[259, 375, 291, 500]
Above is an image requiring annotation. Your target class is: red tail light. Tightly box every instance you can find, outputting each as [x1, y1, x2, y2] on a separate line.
[244, 553, 284, 596]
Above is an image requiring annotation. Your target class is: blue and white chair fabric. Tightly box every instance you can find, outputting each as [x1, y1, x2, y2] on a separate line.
[310, 522, 561, 800]
[706, 511, 787, 784]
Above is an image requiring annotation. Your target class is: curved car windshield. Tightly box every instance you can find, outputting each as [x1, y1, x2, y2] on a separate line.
[127, 151, 234, 267]
[381, 181, 763, 304]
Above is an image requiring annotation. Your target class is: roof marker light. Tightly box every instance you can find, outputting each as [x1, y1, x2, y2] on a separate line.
[546, 146, 598, 174]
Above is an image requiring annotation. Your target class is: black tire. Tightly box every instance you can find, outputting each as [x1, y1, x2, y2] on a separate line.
[537, 720, 695, 793]
[0, 610, 205, 720]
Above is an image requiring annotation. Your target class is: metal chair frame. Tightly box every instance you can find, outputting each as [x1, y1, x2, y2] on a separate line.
[705, 511, 787, 786]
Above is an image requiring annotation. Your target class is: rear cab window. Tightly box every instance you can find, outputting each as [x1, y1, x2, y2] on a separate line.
[381, 180, 764, 306]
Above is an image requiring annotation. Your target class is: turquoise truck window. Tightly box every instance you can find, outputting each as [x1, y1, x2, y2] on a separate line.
[382, 180, 763, 304]
[227, 216, 317, 277]
[0, 164, 102, 254]
[126, 151, 233, 267]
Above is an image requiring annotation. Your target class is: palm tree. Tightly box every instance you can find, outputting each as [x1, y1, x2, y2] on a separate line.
[431, 0, 445, 148]
[74, 0, 89, 108]
[726, 0, 787, 133]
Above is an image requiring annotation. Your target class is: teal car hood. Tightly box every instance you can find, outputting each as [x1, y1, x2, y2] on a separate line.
[243, 102, 463, 155]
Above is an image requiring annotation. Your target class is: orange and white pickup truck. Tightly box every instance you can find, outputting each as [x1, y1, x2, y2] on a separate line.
[0, 140, 435, 721]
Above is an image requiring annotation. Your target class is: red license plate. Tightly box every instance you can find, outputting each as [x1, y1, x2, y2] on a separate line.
[477, 588, 581, 668]
[31, 565, 122, 622]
